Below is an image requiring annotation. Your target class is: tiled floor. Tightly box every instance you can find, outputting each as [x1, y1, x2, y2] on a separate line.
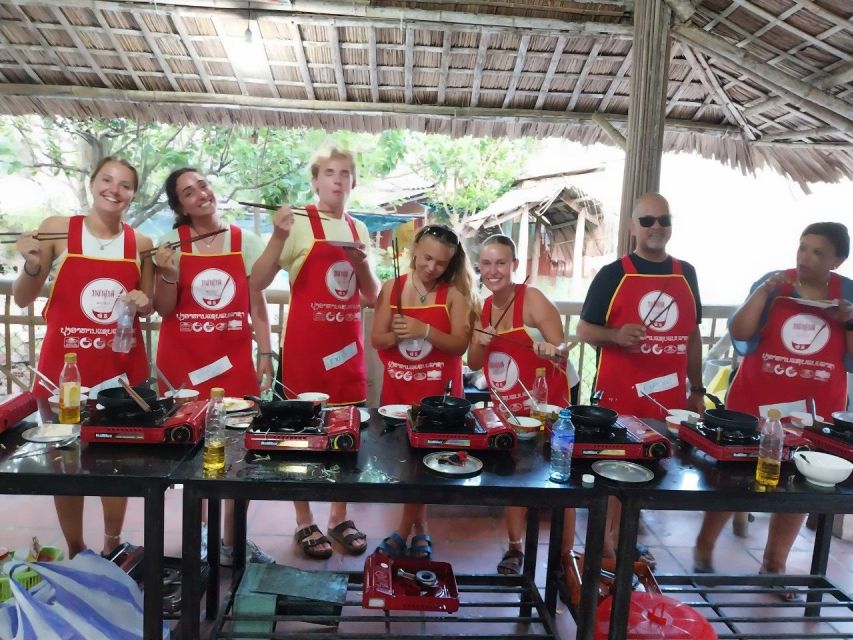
[2, 492, 853, 638]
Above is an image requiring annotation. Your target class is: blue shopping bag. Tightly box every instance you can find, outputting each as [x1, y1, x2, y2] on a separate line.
[0, 549, 166, 640]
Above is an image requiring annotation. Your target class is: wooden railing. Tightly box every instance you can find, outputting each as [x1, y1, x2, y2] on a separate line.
[0, 279, 737, 405]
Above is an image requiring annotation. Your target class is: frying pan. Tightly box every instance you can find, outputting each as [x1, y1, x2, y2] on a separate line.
[568, 405, 618, 430]
[832, 412, 853, 431]
[419, 395, 471, 422]
[704, 393, 759, 432]
[246, 396, 319, 421]
[97, 385, 158, 413]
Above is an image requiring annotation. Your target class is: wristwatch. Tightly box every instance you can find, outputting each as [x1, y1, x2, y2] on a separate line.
[690, 385, 706, 394]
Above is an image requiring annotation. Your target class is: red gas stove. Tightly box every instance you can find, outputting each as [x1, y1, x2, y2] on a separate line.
[80, 399, 207, 444]
[802, 422, 853, 462]
[678, 420, 810, 462]
[556, 416, 672, 461]
[244, 405, 360, 452]
[362, 552, 459, 613]
[406, 406, 517, 450]
[1, 391, 38, 433]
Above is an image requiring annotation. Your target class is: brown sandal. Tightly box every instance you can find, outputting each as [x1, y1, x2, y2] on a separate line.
[497, 548, 524, 575]
[294, 525, 333, 559]
[327, 520, 367, 555]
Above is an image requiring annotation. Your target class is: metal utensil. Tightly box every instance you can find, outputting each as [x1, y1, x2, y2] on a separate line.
[442, 379, 452, 406]
[27, 365, 59, 392]
[516, 377, 537, 407]
[639, 389, 669, 414]
[807, 397, 817, 425]
[490, 386, 517, 424]
[10, 436, 77, 460]
[153, 365, 177, 394]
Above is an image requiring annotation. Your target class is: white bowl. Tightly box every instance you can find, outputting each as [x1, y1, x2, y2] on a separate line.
[509, 416, 542, 440]
[665, 410, 700, 435]
[298, 392, 330, 407]
[165, 388, 200, 406]
[48, 394, 88, 414]
[790, 411, 823, 428]
[794, 451, 853, 487]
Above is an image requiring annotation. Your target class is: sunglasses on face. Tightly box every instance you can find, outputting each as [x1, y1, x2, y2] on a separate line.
[420, 224, 459, 246]
[637, 214, 672, 228]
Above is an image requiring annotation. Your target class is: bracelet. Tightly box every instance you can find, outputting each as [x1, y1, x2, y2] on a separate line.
[160, 274, 177, 285]
[690, 385, 706, 394]
[23, 262, 41, 277]
[259, 352, 276, 358]
[423, 325, 431, 341]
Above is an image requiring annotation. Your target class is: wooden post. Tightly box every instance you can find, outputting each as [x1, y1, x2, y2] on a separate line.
[617, 0, 672, 255]
[517, 207, 530, 283]
[571, 207, 587, 295]
[530, 217, 542, 284]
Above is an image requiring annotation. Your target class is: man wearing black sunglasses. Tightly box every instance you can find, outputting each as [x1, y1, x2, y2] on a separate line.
[577, 192, 705, 563]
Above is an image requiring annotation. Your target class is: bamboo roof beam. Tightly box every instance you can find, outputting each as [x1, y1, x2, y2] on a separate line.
[470, 31, 491, 108]
[211, 15, 249, 95]
[567, 40, 602, 111]
[172, 12, 215, 94]
[0, 29, 43, 84]
[288, 21, 315, 100]
[795, 0, 851, 31]
[133, 11, 180, 92]
[0, 83, 736, 137]
[51, 7, 114, 88]
[330, 25, 347, 101]
[503, 34, 530, 109]
[437, 30, 451, 106]
[404, 27, 414, 105]
[673, 24, 853, 134]
[368, 26, 379, 103]
[94, 6, 146, 90]
[599, 47, 632, 111]
[534, 35, 565, 110]
[9, 4, 76, 85]
[760, 126, 841, 143]
[591, 112, 626, 149]
[745, 64, 853, 118]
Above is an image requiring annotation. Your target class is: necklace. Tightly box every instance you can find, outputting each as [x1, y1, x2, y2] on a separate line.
[412, 277, 437, 303]
[795, 276, 830, 300]
[86, 219, 122, 251]
[193, 226, 223, 249]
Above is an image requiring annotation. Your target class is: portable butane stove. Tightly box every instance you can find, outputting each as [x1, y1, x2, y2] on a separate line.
[244, 405, 360, 452]
[80, 399, 207, 444]
[406, 407, 516, 450]
[802, 421, 853, 462]
[568, 416, 672, 461]
[678, 420, 810, 461]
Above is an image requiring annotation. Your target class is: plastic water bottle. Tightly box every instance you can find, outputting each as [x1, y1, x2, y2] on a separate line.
[112, 298, 136, 353]
[549, 408, 575, 483]
[755, 408, 784, 490]
[58, 352, 81, 424]
[203, 387, 227, 473]
[530, 367, 549, 423]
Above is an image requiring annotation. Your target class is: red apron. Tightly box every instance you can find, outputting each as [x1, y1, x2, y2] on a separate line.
[595, 255, 697, 419]
[482, 285, 569, 415]
[727, 270, 848, 417]
[280, 206, 366, 405]
[377, 274, 463, 405]
[156, 225, 259, 398]
[35, 215, 147, 399]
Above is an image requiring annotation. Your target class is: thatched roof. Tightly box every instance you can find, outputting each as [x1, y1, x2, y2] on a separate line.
[0, 0, 850, 186]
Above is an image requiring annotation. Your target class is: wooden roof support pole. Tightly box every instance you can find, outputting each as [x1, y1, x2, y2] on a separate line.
[591, 113, 626, 149]
[744, 63, 853, 118]
[617, 0, 671, 256]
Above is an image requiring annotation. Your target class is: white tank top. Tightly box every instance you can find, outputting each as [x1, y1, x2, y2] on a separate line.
[50, 220, 135, 277]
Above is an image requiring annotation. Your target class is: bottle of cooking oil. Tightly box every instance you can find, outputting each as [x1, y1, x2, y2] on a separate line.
[755, 408, 784, 490]
[203, 387, 226, 473]
[530, 367, 549, 425]
[58, 353, 81, 424]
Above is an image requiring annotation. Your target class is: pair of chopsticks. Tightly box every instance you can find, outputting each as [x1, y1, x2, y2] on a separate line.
[27, 365, 59, 392]
[1, 232, 68, 245]
[489, 276, 530, 328]
[238, 201, 334, 220]
[391, 236, 402, 314]
[473, 328, 576, 362]
[139, 228, 227, 259]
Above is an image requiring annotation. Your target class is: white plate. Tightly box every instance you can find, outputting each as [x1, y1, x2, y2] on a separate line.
[327, 240, 362, 249]
[422, 452, 483, 476]
[358, 408, 370, 423]
[223, 398, 255, 413]
[378, 404, 410, 421]
[591, 460, 654, 483]
[792, 298, 838, 310]
[225, 415, 253, 430]
[22, 424, 80, 443]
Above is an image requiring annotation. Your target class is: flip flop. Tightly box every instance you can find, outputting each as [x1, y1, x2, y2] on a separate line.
[409, 533, 433, 560]
[760, 570, 804, 602]
[693, 548, 714, 573]
[497, 548, 524, 575]
[294, 524, 333, 559]
[635, 543, 657, 570]
[327, 520, 367, 556]
[376, 532, 407, 558]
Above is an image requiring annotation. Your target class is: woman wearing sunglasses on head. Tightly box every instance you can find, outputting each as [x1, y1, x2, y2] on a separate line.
[467, 234, 580, 576]
[371, 223, 478, 560]
[694, 222, 853, 597]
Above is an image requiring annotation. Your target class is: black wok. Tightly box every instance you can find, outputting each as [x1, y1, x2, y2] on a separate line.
[97, 385, 158, 413]
[419, 395, 471, 422]
[704, 393, 759, 432]
[833, 412, 853, 431]
[246, 396, 319, 421]
[568, 405, 618, 430]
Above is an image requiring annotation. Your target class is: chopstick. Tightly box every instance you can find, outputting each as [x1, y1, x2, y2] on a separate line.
[238, 201, 334, 220]
[515, 377, 537, 407]
[490, 386, 517, 423]
[27, 365, 59, 392]
[472, 328, 573, 362]
[491, 275, 530, 328]
[153, 365, 176, 394]
[118, 378, 151, 412]
[1, 233, 68, 244]
[392, 236, 402, 315]
[139, 228, 226, 258]
[638, 389, 669, 414]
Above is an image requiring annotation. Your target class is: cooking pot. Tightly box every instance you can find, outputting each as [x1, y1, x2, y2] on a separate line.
[568, 405, 618, 430]
[246, 396, 319, 421]
[419, 395, 471, 422]
[832, 412, 853, 431]
[704, 393, 759, 432]
[97, 385, 158, 413]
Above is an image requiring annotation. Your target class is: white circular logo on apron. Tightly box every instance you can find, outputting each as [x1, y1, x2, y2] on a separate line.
[488, 351, 520, 392]
[638, 291, 679, 332]
[79, 278, 127, 324]
[191, 268, 235, 310]
[398, 338, 433, 362]
[325, 261, 356, 301]
[781, 313, 829, 356]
